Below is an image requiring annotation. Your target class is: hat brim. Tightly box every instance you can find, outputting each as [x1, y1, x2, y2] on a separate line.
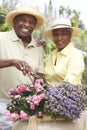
[44, 26, 81, 39]
[6, 10, 45, 29]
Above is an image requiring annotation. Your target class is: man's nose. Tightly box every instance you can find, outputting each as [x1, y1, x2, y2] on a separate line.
[24, 21, 30, 27]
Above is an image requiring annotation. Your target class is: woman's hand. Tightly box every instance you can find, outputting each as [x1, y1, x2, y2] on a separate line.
[36, 40, 46, 48]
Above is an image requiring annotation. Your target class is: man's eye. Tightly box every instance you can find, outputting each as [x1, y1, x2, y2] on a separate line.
[18, 17, 26, 22]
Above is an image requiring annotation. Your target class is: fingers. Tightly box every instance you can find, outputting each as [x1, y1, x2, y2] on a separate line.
[12, 59, 31, 75]
[36, 40, 46, 48]
[19, 61, 30, 75]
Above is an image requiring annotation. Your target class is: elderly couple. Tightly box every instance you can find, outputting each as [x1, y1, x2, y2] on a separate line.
[0, 3, 86, 130]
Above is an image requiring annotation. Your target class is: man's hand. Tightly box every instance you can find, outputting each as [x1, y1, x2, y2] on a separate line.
[12, 59, 31, 75]
[0, 59, 31, 75]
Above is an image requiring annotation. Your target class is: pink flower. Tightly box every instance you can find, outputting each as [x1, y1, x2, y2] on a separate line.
[8, 88, 15, 95]
[13, 101, 16, 104]
[34, 83, 43, 92]
[30, 102, 35, 110]
[10, 113, 20, 121]
[32, 95, 41, 105]
[16, 84, 27, 94]
[38, 111, 43, 117]
[39, 93, 45, 100]
[6, 80, 45, 121]
[20, 111, 28, 120]
[26, 97, 31, 103]
[15, 95, 21, 99]
[34, 78, 44, 92]
[35, 79, 43, 84]
[32, 94, 45, 105]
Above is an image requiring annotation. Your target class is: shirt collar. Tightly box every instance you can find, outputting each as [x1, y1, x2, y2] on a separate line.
[60, 42, 74, 56]
[9, 29, 36, 47]
[9, 29, 19, 41]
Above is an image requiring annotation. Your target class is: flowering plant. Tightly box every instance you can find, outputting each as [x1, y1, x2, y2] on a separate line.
[6, 76, 87, 121]
[6, 78, 45, 121]
[44, 82, 87, 120]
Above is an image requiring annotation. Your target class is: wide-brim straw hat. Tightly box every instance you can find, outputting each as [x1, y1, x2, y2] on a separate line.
[44, 18, 81, 38]
[6, 4, 45, 29]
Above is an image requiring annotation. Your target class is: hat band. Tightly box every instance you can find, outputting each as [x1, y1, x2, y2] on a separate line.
[52, 24, 71, 28]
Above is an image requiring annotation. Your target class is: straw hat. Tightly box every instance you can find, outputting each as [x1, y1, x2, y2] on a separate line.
[44, 18, 81, 38]
[6, 4, 45, 29]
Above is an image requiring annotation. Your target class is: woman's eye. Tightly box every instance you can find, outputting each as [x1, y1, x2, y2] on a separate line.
[62, 32, 68, 35]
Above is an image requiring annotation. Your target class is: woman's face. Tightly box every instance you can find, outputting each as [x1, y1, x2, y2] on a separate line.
[52, 28, 72, 51]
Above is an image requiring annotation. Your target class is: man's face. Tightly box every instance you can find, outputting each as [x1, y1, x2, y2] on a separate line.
[13, 14, 37, 39]
[52, 28, 72, 51]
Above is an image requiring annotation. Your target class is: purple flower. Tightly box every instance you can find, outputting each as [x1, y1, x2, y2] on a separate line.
[44, 82, 87, 120]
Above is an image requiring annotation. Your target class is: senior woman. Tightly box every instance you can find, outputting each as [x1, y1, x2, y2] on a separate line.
[44, 18, 85, 87]
[38, 18, 86, 130]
